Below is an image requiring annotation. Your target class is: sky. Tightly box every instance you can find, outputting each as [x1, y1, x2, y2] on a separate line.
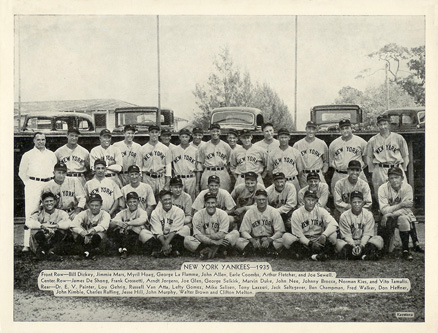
[15, 15, 425, 129]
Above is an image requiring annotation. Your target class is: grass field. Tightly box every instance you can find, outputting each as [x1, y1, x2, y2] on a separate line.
[13, 222, 425, 322]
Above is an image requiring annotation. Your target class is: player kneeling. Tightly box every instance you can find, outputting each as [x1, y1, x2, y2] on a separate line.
[140, 190, 190, 257]
[26, 191, 71, 261]
[336, 191, 383, 260]
[109, 192, 148, 259]
[236, 189, 285, 257]
[282, 190, 338, 261]
[184, 192, 239, 259]
[71, 194, 110, 260]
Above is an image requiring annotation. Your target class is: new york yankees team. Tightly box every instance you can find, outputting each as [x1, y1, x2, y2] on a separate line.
[19, 116, 424, 262]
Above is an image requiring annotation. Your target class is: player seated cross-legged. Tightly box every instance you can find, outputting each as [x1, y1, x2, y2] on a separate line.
[184, 192, 239, 259]
[108, 192, 148, 259]
[71, 194, 110, 260]
[297, 172, 330, 211]
[283, 190, 338, 261]
[336, 191, 383, 261]
[236, 189, 285, 257]
[26, 191, 71, 261]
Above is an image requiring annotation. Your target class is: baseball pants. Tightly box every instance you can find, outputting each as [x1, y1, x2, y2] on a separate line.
[335, 236, 384, 253]
[29, 229, 67, 254]
[72, 231, 108, 252]
[282, 232, 337, 249]
[23, 180, 47, 247]
[184, 230, 239, 252]
[286, 177, 301, 194]
[181, 176, 197, 201]
[142, 175, 166, 198]
[201, 169, 231, 192]
[67, 175, 87, 188]
[235, 235, 283, 252]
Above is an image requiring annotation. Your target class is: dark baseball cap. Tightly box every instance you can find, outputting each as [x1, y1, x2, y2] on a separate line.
[244, 172, 258, 180]
[179, 128, 192, 136]
[350, 190, 363, 201]
[208, 175, 220, 184]
[210, 123, 221, 130]
[304, 190, 318, 199]
[277, 128, 290, 136]
[348, 160, 362, 170]
[255, 189, 268, 197]
[54, 162, 67, 172]
[388, 166, 403, 177]
[339, 119, 351, 128]
[100, 129, 112, 137]
[126, 191, 139, 200]
[170, 176, 183, 187]
[273, 172, 286, 180]
[306, 121, 317, 128]
[88, 193, 103, 203]
[227, 129, 239, 137]
[159, 189, 172, 199]
[204, 191, 217, 201]
[123, 125, 136, 133]
[160, 129, 172, 137]
[94, 159, 107, 167]
[67, 127, 80, 135]
[239, 129, 252, 137]
[127, 165, 140, 173]
[262, 122, 274, 130]
[149, 125, 160, 132]
[192, 127, 203, 134]
[377, 115, 390, 124]
[41, 191, 56, 201]
[307, 172, 320, 181]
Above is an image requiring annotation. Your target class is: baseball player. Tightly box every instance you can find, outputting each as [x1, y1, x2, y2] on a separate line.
[113, 125, 142, 187]
[120, 165, 156, 218]
[283, 190, 338, 261]
[266, 172, 297, 232]
[108, 191, 148, 259]
[137, 125, 171, 198]
[328, 119, 368, 193]
[333, 160, 372, 218]
[254, 122, 280, 155]
[42, 162, 86, 220]
[85, 159, 122, 217]
[140, 190, 190, 257]
[71, 193, 111, 260]
[191, 127, 206, 150]
[366, 114, 409, 198]
[160, 129, 177, 150]
[196, 124, 232, 192]
[226, 130, 241, 150]
[171, 128, 198, 200]
[297, 172, 330, 210]
[336, 190, 383, 261]
[184, 192, 239, 259]
[293, 121, 329, 187]
[19, 132, 57, 252]
[378, 167, 423, 260]
[90, 129, 123, 188]
[55, 127, 90, 187]
[236, 189, 285, 256]
[267, 128, 303, 194]
[26, 191, 71, 260]
[230, 129, 267, 187]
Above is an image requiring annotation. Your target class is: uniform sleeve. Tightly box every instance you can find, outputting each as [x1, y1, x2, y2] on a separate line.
[360, 212, 375, 247]
[135, 146, 144, 169]
[150, 210, 163, 236]
[57, 210, 72, 230]
[113, 182, 123, 200]
[26, 211, 42, 229]
[360, 137, 368, 167]
[318, 183, 329, 207]
[217, 210, 230, 234]
[321, 209, 338, 237]
[297, 189, 305, 207]
[224, 192, 237, 210]
[271, 209, 286, 239]
[399, 134, 409, 158]
[183, 196, 193, 217]
[229, 150, 237, 173]
[74, 178, 87, 209]
[71, 212, 86, 234]
[192, 211, 204, 237]
[192, 192, 205, 211]
[94, 211, 110, 232]
[362, 183, 373, 211]
[112, 146, 123, 172]
[378, 184, 391, 215]
[111, 210, 124, 224]
[365, 138, 375, 172]
[339, 212, 355, 246]
[328, 142, 336, 169]
[322, 141, 329, 163]
[291, 210, 310, 246]
[18, 152, 30, 184]
[196, 146, 205, 171]
[89, 148, 98, 171]
[170, 207, 185, 233]
[295, 151, 304, 172]
[266, 151, 274, 172]
[334, 181, 350, 211]
[239, 210, 253, 239]
[276, 185, 297, 214]
[165, 148, 172, 177]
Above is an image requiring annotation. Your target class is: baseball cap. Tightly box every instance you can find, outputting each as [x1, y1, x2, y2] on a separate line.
[192, 127, 203, 134]
[126, 191, 139, 200]
[273, 172, 286, 181]
[149, 125, 160, 132]
[244, 171, 258, 180]
[348, 160, 362, 170]
[262, 122, 274, 130]
[307, 172, 320, 181]
[88, 193, 103, 203]
[100, 129, 112, 137]
[388, 166, 403, 177]
[204, 191, 217, 201]
[158, 189, 172, 199]
[41, 191, 56, 201]
[306, 121, 317, 128]
[170, 176, 183, 187]
[67, 127, 80, 135]
[160, 129, 172, 137]
[179, 128, 192, 136]
[127, 165, 140, 173]
[350, 190, 363, 201]
[94, 159, 107, 167]
[304, 190, 318, 199]
[239, 129, 252, 137]
[277, 128, 290, 136]
[208, 175, 220, 184]
[377, 115, 390, 124]
[227, 129, 239, 137]
[339, 119, 351, 128]
[255, 189, 268, 197]
[210, 123, 221, 130]
[123, 125, 136, 133]
[54, 162, 67, 172]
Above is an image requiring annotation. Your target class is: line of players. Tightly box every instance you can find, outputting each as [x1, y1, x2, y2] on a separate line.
[19, 116, 424, 261]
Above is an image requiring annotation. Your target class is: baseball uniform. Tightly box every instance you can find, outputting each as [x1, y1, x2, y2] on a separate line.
[197, 140, 232, 191]
[293, 137, 328, 185]
[121, 183, 156, 211]
[297, 183, 329, 209]
[113, 140, 142, 186]
[334, 177, 372, 214]
[267, 146, 303, 194]
[85, 178, 122, 213]
[171, 144, 198, 200]
[71, 209, 111, 243]
[230, 145, 267, 187]
[192, 189, 236, 212]
[254, 138, 280, 155]
[90, 145, 123, 187]
[156, 192, 192, 218]
[328, 135, 368, 193]
[55, 144, 89, 187]
[231, 183, 265, 208]
[266, 183, 297, 215]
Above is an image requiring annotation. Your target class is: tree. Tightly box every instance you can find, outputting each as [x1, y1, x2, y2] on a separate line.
[192, 47, 294, 130]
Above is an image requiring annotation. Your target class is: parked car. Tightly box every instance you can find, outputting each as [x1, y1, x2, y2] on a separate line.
[382, 107, 425, 130]
[20, 112, 95, 133]
[210, 107, 264, 133]
[310, 104, 363, 132]
[112, 107, 174, 133]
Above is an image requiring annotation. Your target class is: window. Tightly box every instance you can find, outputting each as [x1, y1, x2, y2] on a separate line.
[26, 118, 52, 131]
[212, 111, 254, 125]
[55, 120, 69, 130]
[78, 119, 90, 130]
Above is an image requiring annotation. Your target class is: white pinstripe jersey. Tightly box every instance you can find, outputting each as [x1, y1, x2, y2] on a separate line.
[55, 144, 89, 173]
[267, 146, 302, 177]
[113, 140, 142, 172]
[328, 135, 367, 171]
[85, 178, 122, 212]
[197, 140, 231, 169]
[90, 145, 123, 172]
[240, 205, 285, 238]
[293, 137, 328, 170]
[366, 132, 408, 165]
[138, 141, 171, 176]
[171, 144, 198, 176]
[230, 144, 267, 175]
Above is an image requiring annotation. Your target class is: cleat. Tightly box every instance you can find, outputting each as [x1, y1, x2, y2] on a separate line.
[311, 254, 318, 261]
[22, 246, 30, 253]
[402, 250, 413, 261]
[120, 251, 128, 259]
[413, 245, 424, 253]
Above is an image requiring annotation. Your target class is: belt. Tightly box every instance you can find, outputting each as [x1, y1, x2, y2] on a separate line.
[178, 174, 195, 179]
[29, 176, 53, 182]
[239, 173, 259, 178]
[105, 173, 117, 178]
[335, 169, 348, 174]
[205, 167, 225, 171]
[144, 171, 164, 179]
[378, 163, 399, 168]
[67, 172, 84, 177]
[286, 176, 296, 181]
[303, 169, 320, 174]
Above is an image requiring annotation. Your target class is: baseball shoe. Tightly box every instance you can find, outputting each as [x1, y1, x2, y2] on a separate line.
[402, 250, 413, 261]
[22, 246, 30, 253]
[413, 245, 425, 253]
[83, 251, 97, 261]
[242, 243, 255, 258]
[47, 250, 63, 262]
[311, 253, 329, 261]
[120, 251, 128, 260]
